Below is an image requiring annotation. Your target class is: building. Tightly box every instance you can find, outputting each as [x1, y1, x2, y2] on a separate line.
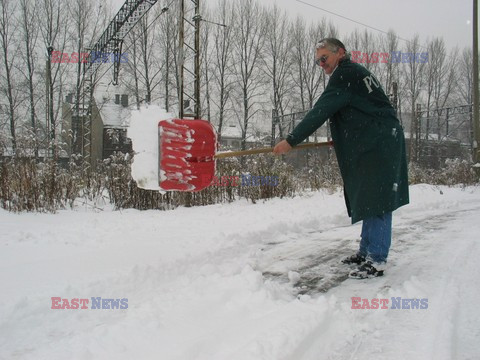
[100, 96, 132, 159]
[61, 89, 132, 167]
[218, 123, 267, 150]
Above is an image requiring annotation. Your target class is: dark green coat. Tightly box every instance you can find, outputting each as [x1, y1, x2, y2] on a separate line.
[286, 59, 409, 223]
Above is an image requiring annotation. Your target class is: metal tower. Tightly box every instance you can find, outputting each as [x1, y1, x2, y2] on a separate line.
[78, 0, 159, 167]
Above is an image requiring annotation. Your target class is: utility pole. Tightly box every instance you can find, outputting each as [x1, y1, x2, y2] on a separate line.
[473, 0, 480, 163]
[178, 0, 201, 119]
[165, 21, 170, 112]
[46, 46, 55, 158]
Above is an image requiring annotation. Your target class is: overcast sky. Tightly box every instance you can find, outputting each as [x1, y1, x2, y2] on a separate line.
[258, 0, 473, 50]
[112, 0, 476, 51]
[254, 0, 475, 51]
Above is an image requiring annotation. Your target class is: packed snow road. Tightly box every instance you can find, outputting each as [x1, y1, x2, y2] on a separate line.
[0, 184, 479, 360]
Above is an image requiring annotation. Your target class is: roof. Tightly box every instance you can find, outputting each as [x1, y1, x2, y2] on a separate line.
[93, 81, 132, 129]
[97, 102, 131, 129]
[220, 124, 243, 138]
[218, 124, 267, 142]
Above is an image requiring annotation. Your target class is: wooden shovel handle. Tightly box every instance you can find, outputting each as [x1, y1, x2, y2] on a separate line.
[214, 141, 333, 159]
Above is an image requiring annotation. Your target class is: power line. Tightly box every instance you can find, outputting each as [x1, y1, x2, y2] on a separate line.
[93, 0, 176, 89]
[295, 0, 429, 51]
[61, 0, 177, 130]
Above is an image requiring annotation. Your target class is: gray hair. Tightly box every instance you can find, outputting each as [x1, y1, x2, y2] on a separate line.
[316, 38, 350, 59]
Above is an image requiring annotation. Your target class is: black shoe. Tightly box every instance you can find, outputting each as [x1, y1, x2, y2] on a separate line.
[349, 261, 384, 279]
[342, 253, 366, 265]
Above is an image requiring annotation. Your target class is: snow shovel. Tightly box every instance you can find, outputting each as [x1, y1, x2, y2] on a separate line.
[158, 118, 333, 192]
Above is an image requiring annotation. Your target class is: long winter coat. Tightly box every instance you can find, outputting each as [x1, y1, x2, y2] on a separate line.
[286, 58, 409, 223]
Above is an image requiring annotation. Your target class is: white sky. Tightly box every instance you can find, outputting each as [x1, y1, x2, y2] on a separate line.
[111, 0, 476, 51]
[248, 0, 475, 50]
[262, 0, 473, 50]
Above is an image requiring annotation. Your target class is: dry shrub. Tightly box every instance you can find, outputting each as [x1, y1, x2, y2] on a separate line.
[409, 158, 479, 186]
[1, 150, 478, 213]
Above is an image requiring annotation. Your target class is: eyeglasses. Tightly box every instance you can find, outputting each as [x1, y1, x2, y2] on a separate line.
[315, 55, 328, 66]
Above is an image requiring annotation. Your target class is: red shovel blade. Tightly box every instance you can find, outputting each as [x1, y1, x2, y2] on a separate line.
[158, 119, 217, 191]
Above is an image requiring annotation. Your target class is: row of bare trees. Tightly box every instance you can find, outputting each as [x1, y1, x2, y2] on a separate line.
[0, 0, 110, 156]
[0, 0, 476, 157]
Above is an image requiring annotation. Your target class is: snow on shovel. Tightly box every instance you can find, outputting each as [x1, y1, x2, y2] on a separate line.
[158, 118, 333, 192]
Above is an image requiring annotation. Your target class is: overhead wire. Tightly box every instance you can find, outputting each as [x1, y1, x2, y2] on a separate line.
[61, 0, 177, 134]
[91, 0, 177, 90]
[295, 0, 434, 53]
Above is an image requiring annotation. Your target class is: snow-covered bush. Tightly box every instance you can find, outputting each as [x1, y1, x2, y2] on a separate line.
[296, 151, 342, 192]
[0, 157, 80, 212]
[1, 151, 478, 213]
[408, 158, 479, 186]
[436, 158, 479, 186]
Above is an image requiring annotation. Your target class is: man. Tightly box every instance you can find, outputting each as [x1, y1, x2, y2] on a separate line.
[273, 38, 409, 279]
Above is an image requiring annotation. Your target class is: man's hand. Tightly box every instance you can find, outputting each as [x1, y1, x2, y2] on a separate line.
[273, 140, 292, 155]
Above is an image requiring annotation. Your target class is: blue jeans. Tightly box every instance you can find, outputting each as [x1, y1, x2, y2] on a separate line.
[359, 212, 392, 264]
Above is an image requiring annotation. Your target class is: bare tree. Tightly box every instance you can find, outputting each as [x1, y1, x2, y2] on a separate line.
[379, 30, 400, 96]
[36, 0, 70, 155]
[403, 35, 426, 161]
[424, 38, 439, 138]
[126, 26, 142, 109]
[456, 48, 477, 147]
[345, 28, 362, 51]
[140, 13, 165, 104]
[264, 4, 293, 118]
[290, 17, 310, 111]
[0, 0, 19, 153]
[209, 0, 235, 143]
[157, 2, 179, 113]
[458, 48, 473, 105]
[289, 17, 332, 112]
[200, 5, 213, 121]
[231, 0, 267, 150]
[18, 0, 40, 156]
[345, 28, 381, 73]
[432, 40, 456, 109]
[124, 12, 165, 108]
[424, 38, 456, 140]
[69, 0, 107, 123]
[360, 29, 377, 72]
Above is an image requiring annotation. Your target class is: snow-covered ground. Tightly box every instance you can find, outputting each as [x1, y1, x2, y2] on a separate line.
[1, 184, 479, 360]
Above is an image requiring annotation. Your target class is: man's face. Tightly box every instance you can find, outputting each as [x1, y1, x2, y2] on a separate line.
[315, 47, 345, 75]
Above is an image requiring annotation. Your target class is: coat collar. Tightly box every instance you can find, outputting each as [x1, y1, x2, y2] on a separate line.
[330, 58, 350, 76]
